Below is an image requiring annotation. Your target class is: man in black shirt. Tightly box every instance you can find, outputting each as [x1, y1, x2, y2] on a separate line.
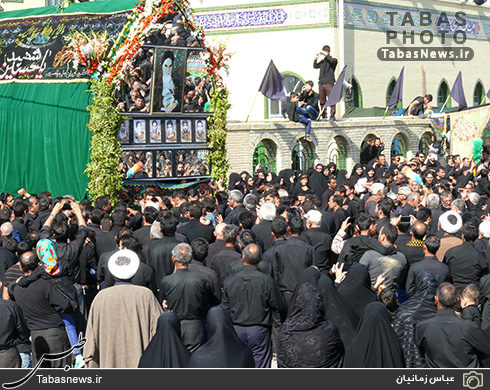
[443, 223, 489, 293]
[223, 190, 247, 227]
[272, 216, 317, 306]
[177, 201, 215, 244]
[301, 209, 332, 272]
[160, 243, 212, 352]
[415, 282, 490, 367]
[207, 224, 241, 288]
[222, 243, 285, 368]
[403, 94, 433, 116]
[147, 214, 180, 292]
[189, 238, 221, 304]
[313, 45, 338, 120]
[297, 80, 320, 119]
[11, 251, 72, 368]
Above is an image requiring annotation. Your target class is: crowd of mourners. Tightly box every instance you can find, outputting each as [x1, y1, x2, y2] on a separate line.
[2, 136, 490, 369]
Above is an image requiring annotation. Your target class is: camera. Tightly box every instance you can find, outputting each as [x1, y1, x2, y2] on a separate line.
[62, 201, 72, 211]
[463, 371, 483, 389]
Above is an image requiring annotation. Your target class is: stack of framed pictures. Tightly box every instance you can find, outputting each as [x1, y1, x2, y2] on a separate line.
[117, 44, 212, 181]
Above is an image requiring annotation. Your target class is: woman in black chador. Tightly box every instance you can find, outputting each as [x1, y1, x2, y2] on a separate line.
[186, 306, 255, 368]
[344, 301, 405, 368]
[278, 282, 344, 368]
[138, 312, 190, 368]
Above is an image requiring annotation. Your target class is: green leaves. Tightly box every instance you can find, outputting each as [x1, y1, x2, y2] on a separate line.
[207, 84, 231, 187]
[85, 79, 124, 203]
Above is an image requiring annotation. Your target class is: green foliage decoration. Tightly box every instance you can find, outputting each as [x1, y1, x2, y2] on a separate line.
[207, 85, 231, 186]
[84, 79, 124, 202]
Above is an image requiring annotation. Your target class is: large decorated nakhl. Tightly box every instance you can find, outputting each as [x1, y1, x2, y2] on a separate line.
[66, 0, 232, 202]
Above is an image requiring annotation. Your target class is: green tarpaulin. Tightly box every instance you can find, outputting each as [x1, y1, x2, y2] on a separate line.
[0, 0, 138, 199]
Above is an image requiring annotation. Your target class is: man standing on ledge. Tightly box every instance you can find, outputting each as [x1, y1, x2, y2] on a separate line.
[313, 45, 338, 121]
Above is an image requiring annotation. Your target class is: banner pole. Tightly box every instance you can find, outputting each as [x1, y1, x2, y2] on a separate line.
[439, 95, 451, 114]
[382, 106, 389, 120]
[245, 91, 260, 123]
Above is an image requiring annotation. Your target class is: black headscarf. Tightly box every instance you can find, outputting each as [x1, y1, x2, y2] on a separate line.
[278, 169, 294, 191]
[287, 266, 321, 317]
[186, 306, 255, 368]
[308, 165, 328, 198]
[350, 163, 366, 184]
[317, 272, 360, 348]
[228, 172, 242, 191]
[278, 283, 344, 368]
[337, 169, 349, 186]
[344, 301, 405, 368]
[326, 162, 338, 177]
[336, 263, 377, 318]
[138, 312, 190, 368]
[393, 272, 437, 368]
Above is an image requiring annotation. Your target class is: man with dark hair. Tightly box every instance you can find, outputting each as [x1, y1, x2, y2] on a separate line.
[133, 205, 159, 258]
[95, 209, 127, 259]
[443, 223, 489, 293]
[321, 176, 338, 211]
[11, 198, 28, 241]
[359, 223, 407, 290]
[94, 196, 112, 215]
[405, 234, 449, 297]
[24, 195, 39, 231]
[415, 282, 490, 367]
[177, 201, 214, 244]
[272, 216, 317, 306]
[189, 238, 221, 303]
[40, 199, 88, 314]
[375, 197, 394, 236]
[87, 208, 104, 239]
[11, 251, 73, 368]
[207, 224, 241, 288]
[333, 212, 375, 263]
[298, 80, 320, 120]
[160, 243, 212, 352]
[404, 94, 433, 116]
[327, 194, 347, 236]
[147, 213, 180, 294]
[282, 91, 312, 140]
[222, 243, 285, 368]
[313, 44, 338, 120]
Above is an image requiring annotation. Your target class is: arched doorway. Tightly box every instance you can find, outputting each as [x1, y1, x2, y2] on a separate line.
[419, 132, 433, 155]
[474, 81, 485, 107]
[437, 80, 450, 110]
[291, 138, 314, 171]
[326, 136, 349, 171]
[386, 78, 402, 109]
[253, 139, 277, 173]
[391, 133, 409, 158]
[345, 77, 362, 108]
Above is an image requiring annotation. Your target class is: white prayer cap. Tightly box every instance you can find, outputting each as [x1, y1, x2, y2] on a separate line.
[108, 249, 140, 280]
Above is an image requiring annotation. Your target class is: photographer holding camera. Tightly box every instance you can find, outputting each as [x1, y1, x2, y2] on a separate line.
[313, 45, 338, 121]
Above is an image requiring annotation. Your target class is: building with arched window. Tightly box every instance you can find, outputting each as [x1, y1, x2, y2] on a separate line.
[437, 80, 451, 110]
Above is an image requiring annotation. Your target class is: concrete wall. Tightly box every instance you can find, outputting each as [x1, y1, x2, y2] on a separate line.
[226, 117, 433, 174]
